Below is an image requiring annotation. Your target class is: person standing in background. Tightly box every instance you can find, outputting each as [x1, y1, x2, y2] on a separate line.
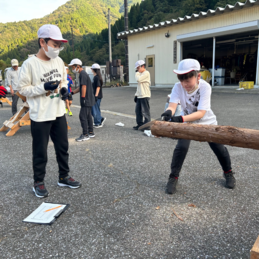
[133, 60, 151, 130]
[65, 66, 73, 116]
[69, 58, 95, 141]
[7, 59, 20, 115]
[91, 63, 106, 128]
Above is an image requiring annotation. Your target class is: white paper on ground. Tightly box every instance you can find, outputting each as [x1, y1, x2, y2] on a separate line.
[143, 130, 154, 137]
[236, 88, 244, 90]
[23, 202, 68, 225]
[115, 122, 124, 127]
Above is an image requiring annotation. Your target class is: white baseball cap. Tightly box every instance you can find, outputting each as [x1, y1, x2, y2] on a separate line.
[135, 60, 145, 69]
[173, 59, 200, 75]
[37, 24, 68, 43]
[65, 66, 68, 70]
[11, 59, 19, 66]
[91, 63, 101, 69]
[68, 58, 82, 66]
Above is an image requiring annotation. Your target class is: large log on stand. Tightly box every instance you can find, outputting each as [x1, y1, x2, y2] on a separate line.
[151, 121, 259, 150]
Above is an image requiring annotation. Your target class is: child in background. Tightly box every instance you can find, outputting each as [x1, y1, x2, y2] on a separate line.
[133, 60, 151, 130]
[91, 63, 106, 128]
[161, 59, 236, 195]
[69, 58, 95, 141]
[65, 67, 73, 116]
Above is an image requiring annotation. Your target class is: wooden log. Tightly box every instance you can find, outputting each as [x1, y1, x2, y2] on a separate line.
[151, 121, 259, 150]
[251, 236, 259, 259]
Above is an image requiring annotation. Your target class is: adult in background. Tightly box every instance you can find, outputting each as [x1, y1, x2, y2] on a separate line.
[133, 60, 151, 130]
[69, 58, 95, 141]
[7, 59, 20, 115]
[91, 63, 106, 128]
[17, 24, 81, 198]
[65, 66, 73, 116]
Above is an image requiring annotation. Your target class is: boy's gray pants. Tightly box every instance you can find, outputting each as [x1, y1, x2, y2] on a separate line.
[12, 91, 19, 115]
[135, 97, 151, 126]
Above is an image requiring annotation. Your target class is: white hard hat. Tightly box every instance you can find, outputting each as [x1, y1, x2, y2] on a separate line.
[173, 59, 200, 75]
[38, 24, 68, 43]
[91, 63, 101, 69]
[135, 60, 145, 69]
[68, 58, 82, 66]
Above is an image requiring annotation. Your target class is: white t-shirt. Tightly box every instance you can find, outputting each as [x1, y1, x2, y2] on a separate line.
[169, 79, 217, 125]
[17, 55, 67, 122]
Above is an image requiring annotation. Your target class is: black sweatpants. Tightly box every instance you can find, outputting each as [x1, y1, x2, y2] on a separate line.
[79, 106, 93, 135]
[170, 139, 232, 178]
[135, 97, 151, 126]
[31, 115, 69, 182]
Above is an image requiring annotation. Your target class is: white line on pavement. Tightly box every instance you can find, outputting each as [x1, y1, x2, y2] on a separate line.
[71, 105, 135, 119]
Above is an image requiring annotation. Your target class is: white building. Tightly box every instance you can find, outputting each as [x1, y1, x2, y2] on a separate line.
[117, 0, 259, 88]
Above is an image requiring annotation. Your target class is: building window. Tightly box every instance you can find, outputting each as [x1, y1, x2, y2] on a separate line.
[148, 58, 153, 67]
[173, 41, 177, 64]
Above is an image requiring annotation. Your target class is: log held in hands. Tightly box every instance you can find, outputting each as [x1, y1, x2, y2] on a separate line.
[151, 121, 259, 150]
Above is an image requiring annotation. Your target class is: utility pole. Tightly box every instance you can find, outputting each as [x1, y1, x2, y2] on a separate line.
[124, 0, 129, 82]
[108, 8, 112, 81]
[70, 26, 74, 58]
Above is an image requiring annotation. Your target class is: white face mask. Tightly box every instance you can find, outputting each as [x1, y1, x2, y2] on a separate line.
[43, 45, 61, 59]
[72, 67, 79, 73]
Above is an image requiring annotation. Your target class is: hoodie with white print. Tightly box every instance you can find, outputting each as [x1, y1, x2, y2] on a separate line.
[17, 55, 68, 122]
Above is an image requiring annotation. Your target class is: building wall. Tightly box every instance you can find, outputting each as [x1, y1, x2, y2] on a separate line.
[128, 5, 259, 87]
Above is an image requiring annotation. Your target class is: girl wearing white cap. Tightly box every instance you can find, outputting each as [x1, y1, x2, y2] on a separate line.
[91, 63, 106, 128]
[17, 24, 81, 198]
[161, 58, 235, 195]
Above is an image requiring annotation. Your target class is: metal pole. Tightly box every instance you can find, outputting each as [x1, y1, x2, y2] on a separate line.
[108, 8, 112, 81]
[212, 37, 216, 87]
[71, 26, 74, 59]
[124, 0, 129, 82]
[255, 34, 259, 87]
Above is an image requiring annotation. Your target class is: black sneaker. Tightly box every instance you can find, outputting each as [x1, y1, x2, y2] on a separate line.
[89, 132, 95, 138]
[223, 171, 236, 189]
[94, 124, 102, 128]
[166, 177, 178, 194]
[33, 181, 49, 198]
[133, 125, 139, 130]
[76, 134, 90, 142]
[58, 176, 82, 189]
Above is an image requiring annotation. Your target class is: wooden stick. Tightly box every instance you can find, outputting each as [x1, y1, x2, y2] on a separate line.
[172, 208, 184, 221]
[151, 121, 259, 150]
[251, 236, 259, 259]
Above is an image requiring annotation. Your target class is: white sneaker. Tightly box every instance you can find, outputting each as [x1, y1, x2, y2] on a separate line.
[101, 117, 106, 127]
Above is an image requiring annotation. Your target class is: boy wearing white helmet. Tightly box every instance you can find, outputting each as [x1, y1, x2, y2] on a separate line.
[17, 24, 81, 198]
[161, 59, 235, 195]
[91, 63, 106, 128]
[133, 60, 151, 130]
[69, 58, 95, 141]
[6, 59, 20, 114]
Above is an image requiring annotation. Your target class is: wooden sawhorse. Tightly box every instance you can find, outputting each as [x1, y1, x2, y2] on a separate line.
[0, 97, 12, 107]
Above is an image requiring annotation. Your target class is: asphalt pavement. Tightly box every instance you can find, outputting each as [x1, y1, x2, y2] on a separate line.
[0, 87, 259, 258]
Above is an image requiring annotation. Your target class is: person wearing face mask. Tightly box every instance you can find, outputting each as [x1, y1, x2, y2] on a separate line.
[133, 60, 151, 131]
[69, 58, 95, 141]
[17, 24, 81, 198]
[161, 59, 235, 195]
[6, 59, 20, 115]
